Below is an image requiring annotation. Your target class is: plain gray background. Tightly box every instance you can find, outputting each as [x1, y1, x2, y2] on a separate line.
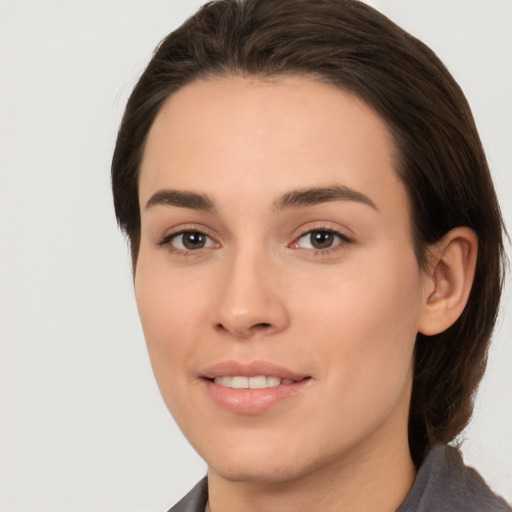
[0, 1, 511, 510]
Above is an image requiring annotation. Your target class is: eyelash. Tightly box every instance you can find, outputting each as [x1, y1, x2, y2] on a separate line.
[157, 226, 353, 257]
[290, 226, 353, 256]
[157, 228, 219, 256]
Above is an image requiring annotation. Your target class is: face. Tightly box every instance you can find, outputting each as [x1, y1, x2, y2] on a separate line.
[136, 76, 429, 484]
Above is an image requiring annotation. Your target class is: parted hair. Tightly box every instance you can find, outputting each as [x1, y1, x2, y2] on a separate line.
[112, 0, 506, 466]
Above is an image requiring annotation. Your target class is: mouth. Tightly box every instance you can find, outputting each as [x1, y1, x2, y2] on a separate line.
[211, 375, 298, 389]
[200, 361, 312, 414]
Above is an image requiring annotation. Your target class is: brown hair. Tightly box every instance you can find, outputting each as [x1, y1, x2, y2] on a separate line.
[111, 0, 505, 466]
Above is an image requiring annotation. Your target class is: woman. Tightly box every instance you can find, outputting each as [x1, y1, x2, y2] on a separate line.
[111, 0, 511, 510]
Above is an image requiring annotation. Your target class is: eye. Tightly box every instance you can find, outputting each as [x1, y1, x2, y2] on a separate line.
[167, 231, 217, 251]
[294, 230, 349, 250]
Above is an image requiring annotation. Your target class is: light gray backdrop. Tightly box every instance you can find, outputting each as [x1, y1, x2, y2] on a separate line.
[0, 1, 511, 510]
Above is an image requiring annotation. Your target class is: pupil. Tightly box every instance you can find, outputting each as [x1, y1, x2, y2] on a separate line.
[311, 231, 333, 249]
[183, 232, 205, 250]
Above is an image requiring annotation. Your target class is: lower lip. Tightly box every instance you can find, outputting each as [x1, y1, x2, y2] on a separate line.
[202, 378, 311, 415]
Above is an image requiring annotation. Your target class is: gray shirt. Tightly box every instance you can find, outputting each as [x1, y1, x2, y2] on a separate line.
[168, 445, 511, 512]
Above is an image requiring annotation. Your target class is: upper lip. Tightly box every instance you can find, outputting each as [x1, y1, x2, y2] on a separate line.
[200, 360, 309, 381]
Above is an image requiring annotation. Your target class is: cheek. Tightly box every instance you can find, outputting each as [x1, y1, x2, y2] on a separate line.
[292, 250, 422, 405]
[134, 256, 206, 388]
[134, 266, 210, 432]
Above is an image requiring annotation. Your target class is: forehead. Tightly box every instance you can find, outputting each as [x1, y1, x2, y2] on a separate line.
[139, 75, 406, 216]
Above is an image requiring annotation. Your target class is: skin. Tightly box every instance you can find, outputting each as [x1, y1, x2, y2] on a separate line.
[134, 76, 474, 512]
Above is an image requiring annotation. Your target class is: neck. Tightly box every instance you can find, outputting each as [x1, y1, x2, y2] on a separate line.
[206, 437, 416, 512]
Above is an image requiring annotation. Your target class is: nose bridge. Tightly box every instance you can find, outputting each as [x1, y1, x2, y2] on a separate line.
[212, 241, 288, 337]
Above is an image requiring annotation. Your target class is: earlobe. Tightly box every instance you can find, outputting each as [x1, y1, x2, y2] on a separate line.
[418, 227, 478, 336]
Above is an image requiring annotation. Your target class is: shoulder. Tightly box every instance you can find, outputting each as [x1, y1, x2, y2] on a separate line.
[398, 445, 511, 512]
[167, 478, 208, 512]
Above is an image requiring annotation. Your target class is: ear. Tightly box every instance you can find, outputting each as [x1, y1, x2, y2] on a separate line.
[418, 227, 478, 336]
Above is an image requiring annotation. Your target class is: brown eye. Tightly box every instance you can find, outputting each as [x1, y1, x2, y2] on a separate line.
[294, 229, 350, 251]
[170, 231, 215, 251]
[309, 231, 335, 249]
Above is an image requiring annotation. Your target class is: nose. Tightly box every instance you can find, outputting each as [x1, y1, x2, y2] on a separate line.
[211, 248, 290, 339]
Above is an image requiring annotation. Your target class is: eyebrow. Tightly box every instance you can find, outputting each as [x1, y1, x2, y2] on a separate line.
[145, 189, 216, 211]
[144, 184, 377, 213]
[273, 185, 377, 212]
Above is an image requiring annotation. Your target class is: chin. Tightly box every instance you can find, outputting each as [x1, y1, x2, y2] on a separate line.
[204, 441, 324, 485]
[210, 459, 310, 484]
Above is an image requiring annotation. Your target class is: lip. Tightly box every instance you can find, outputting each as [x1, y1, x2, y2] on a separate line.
[201, 360, 308, 380]
[200, 360, 311, 415]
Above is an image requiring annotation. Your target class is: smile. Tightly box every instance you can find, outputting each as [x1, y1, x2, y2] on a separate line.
[201, 361, 311, 414]
[213, 376, 297, 389]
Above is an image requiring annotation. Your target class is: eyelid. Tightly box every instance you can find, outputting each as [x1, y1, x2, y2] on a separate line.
[289, 222, 354, 252]
[291, 221, 354, 240]
[156, 224, 221, 254]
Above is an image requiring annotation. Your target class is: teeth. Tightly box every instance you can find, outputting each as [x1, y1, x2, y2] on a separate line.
[213, 375, 295, 389]
[248, 375, 267, 389]
[265, 376, 281, 388]
[231, 376, 249, 389]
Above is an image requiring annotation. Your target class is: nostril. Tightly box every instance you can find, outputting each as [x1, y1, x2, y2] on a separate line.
[253, 322, 271, 330]
[214, 321, 275, 336]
